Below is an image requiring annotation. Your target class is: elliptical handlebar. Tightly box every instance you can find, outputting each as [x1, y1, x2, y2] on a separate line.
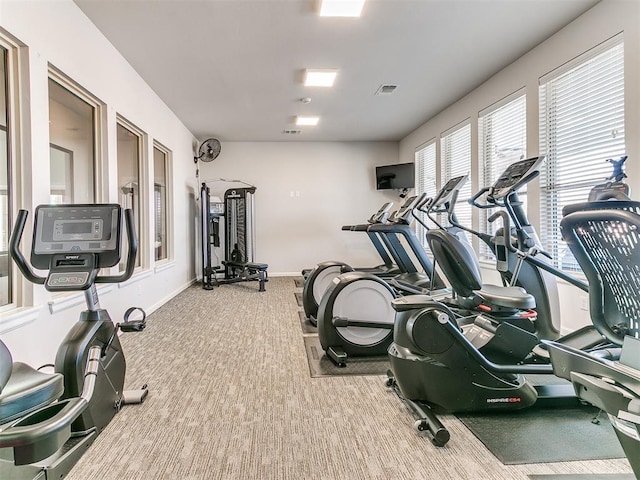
[414, 194, 432, 211]
[469, 186, 499, 210]
[488, 211, 516, 254]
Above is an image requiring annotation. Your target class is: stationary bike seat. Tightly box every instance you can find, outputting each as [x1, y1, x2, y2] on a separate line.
[475, 284, 536, 310]
[0, 363, 63, 424]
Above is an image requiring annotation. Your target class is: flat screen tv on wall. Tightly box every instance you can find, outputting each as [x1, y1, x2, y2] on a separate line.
[376, 163, 415, 190]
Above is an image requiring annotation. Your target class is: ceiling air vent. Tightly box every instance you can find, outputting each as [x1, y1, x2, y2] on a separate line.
[375, 84, 398, 96]
[283, 129, 301, 135]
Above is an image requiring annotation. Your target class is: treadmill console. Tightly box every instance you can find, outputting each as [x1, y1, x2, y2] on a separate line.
[32, 204, 121, 269]
[491, 156, 545, 200]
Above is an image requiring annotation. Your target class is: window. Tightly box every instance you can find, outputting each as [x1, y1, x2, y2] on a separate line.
[441, 122, 471, 234]
[153, 144, 170, 262]
[414, 141, 436, 249]
[0, 46, 10, 308]
[117, 121, 144, 270]
[49, 144, 74, 204]
[48, 77, 97, 204]
[478, 93, 526, 259]
[539, 37, 624, 270]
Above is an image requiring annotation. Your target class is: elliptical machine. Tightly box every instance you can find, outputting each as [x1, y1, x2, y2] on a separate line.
[431, 156, 611, 358]
[386, 156, 634, 446]
[302, 201, 402, 326]
[0, 204, 148, 479]
[316, 194, 446, 367]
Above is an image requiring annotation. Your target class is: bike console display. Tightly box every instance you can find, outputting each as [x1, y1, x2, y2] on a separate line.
[32, 204, 122, 270]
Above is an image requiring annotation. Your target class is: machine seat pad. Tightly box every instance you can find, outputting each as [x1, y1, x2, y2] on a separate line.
[475, 284, 536, 310]
[224, 261, 268, 271]
[0, 363, 63, 425]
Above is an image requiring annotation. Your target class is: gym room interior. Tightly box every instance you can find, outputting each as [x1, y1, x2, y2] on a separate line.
[1, 0, 640, 479]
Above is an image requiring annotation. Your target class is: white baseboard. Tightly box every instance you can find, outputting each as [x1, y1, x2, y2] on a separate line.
[145, 279, 196, 315]
[268, 272, 302, 277]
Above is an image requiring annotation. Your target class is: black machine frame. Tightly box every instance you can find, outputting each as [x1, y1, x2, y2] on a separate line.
[200, 182, 268, 291]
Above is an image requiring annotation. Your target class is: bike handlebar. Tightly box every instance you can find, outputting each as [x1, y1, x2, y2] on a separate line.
[9, 207, 137, 287]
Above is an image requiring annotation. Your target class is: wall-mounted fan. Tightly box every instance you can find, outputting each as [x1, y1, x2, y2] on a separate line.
[194, 138, 221, 164]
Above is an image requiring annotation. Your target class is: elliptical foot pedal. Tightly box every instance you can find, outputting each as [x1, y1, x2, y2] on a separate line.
[327, 347, 347, 367]
[122, 384, 149, 405]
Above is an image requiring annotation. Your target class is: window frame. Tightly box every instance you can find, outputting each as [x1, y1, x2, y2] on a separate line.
[116, 116, 147, 271]
[0, 33, 24, 314]
[152, 141, 172, 266]
[48, 67, 105, 204]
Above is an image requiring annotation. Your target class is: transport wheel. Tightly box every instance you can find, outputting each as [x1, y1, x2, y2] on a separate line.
[414, 420, 427, 431]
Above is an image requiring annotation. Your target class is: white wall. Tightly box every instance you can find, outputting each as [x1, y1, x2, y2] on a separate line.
[198, 141, 400, 274]
[0, 3, 403, 368]
[0, 0, 199, 367]
[2, 0, 637, 368]
[399, 0, 640, 333]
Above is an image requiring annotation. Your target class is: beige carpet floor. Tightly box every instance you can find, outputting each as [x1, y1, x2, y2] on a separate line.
[65, 277, 633, 480]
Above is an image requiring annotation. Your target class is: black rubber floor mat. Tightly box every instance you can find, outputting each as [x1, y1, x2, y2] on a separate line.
[294, 277, 304, 288]
[295, 291, 303, 307]
[303, 335, 389, 378]
[457, 405, 625, 465]
[299, 311, 317, 335]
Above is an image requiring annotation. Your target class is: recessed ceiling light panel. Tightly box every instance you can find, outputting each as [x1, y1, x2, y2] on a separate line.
[319, 0, 366, 17]
[304, 70, 338, 87]
[296, 116, 320, 126]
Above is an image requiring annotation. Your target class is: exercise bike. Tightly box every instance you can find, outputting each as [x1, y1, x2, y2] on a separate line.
[0, 204, 148, 479]
[544, 199, 640, 478]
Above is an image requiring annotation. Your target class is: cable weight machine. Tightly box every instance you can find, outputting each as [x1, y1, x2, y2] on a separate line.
[200, 181, 268, 291]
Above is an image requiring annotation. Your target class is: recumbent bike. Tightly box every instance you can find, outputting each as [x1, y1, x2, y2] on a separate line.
[0, 204, 148, 480]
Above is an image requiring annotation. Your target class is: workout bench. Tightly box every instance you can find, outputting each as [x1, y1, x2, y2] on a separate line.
[221, 261, 269, 292]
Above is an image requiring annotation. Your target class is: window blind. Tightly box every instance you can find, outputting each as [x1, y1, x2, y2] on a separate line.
[539, 37, 625, 270]
[441, 122, 471, 233]
[478, 93, 526, 259]
[414, 141, 436, 248]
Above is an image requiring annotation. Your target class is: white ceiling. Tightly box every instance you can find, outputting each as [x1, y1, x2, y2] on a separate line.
[74, 0, 599, 143]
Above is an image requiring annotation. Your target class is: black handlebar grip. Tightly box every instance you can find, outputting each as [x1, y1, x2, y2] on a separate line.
[95, 208, 138, 284]
[9, 210, 45, 285]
